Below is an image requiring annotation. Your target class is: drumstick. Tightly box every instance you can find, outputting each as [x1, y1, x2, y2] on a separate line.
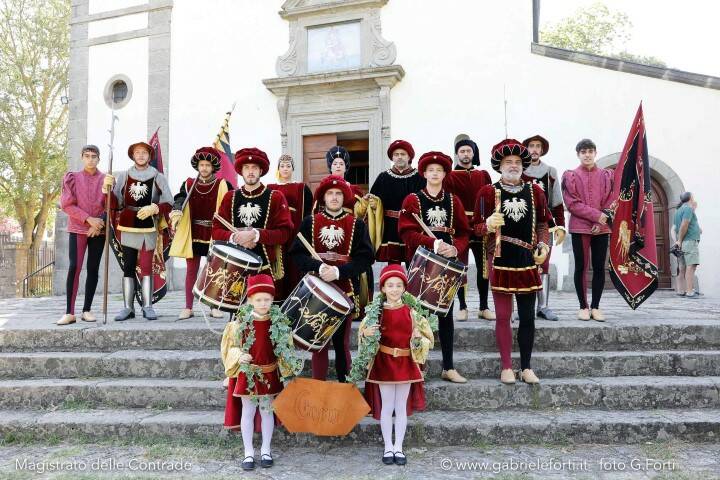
[296, 233, 323, 262]
[412, 212, 437, 239]
[213, 213, 240, 234]
[494, 188, 502, 258]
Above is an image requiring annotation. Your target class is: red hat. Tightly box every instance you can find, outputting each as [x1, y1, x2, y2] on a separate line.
[127, 142, 155, 161]
[522, 135, 550, 156]
[246, 274, 275, 298]
[387, 139, 415, 163]
[234, 147, 270, 176]
[379, 264, 408, 288]
[417, 151, 452, 173]
[490, 139, 531, 172]
[191, 146, 222, 172]
[314, 175, 353, 206]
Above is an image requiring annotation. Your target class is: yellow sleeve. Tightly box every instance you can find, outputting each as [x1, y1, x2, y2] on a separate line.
[354, 195, 368, 220]
[410, 310, 435, 365]
[220, 322, 244, 378]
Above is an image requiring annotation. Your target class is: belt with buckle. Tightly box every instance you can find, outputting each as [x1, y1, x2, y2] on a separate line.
[378, 343, 411, 357]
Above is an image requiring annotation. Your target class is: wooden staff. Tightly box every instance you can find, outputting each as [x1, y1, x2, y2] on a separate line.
[411, 212, 437, 239]
[494, 187, 502, 258]
[101, 110, 118, 325]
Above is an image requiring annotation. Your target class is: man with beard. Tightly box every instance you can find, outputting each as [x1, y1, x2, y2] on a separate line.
[212, 148, 293, 283]
[169, 147, 234, 319]
[521, 135, 566, 321]
[289, 175, 375, 383]
[444, 138, 495, 321]
[399, 151, 471, 384]
[473, 139, 551, 385]
[103, 141, 174, 321]
[366, 139, 426, 265]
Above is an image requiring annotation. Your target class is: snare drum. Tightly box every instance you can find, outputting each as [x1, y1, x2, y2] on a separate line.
[281, 274, 353, 352]
[406, 246, 467, 315]
[193, 241, 263, 312]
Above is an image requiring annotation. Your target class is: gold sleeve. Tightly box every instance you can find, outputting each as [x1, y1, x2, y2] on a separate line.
[220, 322, 244, 378]
[410, 309, 435, 365]
[353, 195, 369, 220]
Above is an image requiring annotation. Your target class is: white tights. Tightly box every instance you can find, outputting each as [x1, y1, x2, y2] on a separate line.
[378, 383, 411, 454]
[240, 396, 274, 458]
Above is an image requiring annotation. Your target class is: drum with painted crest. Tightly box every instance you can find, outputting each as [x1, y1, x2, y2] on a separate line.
[406, 246, 467, 315]
[281, 274, 354, 352]
[193, 241, 263, 312]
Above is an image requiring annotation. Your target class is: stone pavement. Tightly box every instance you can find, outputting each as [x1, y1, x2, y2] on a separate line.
[0, 442, 719, 479]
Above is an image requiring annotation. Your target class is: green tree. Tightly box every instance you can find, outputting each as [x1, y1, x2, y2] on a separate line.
[0, 0, 69, 250]
[541, 2, 666, 68]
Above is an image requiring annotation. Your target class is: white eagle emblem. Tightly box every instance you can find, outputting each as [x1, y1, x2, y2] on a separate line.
[128, 182, 149, 201]
[319, 225, 345, 250]
[238, 203, 262, 226]
[533, 179, 545, 191]
[426, 206, 447, 227]
[502, 197, 528, 222]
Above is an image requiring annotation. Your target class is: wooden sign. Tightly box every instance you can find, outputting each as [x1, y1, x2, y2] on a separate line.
[273, 378, 370, 436]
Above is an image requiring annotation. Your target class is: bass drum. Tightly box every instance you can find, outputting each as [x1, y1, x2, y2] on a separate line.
[281, 274, 354, 352]
[193, 241, 263, 312]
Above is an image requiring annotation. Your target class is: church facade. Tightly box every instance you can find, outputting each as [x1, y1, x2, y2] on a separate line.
[56, 0, 720, 294]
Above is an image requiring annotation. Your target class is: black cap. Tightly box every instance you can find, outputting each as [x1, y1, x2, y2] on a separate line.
[81, 144, 100, 156]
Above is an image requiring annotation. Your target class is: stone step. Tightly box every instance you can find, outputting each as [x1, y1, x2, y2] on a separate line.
[2, 349, 719, 380]
[1, 407, 718, 445]
[1, 376, 718, 411]
[2, 318, 720, 352]
[5, 350, 720, 380]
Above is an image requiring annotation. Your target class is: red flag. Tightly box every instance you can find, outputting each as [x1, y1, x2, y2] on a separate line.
[148, 128, 164, 173]
[607, 103, 658, 309]
[213, 109, 238, 188]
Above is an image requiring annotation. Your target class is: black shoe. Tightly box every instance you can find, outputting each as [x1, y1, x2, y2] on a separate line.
[382, 452, 395, 465]
[394, 451, 407, 465]
[260, 453, 273, 468]
[241, 456, 255, 471]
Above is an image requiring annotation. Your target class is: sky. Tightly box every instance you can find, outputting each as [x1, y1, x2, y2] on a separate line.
[540, 0, 720, 77]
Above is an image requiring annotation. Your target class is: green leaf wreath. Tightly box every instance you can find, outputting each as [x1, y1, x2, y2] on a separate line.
[233, 304, 304, 404]
[347, 292, 438, 384]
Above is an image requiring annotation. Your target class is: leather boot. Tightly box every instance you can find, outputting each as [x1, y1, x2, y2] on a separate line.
[141, 276, 157, 320]
[114, 277, 136, 321]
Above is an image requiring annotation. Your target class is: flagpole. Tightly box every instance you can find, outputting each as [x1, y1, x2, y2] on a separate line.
[102, 108, 118, 326]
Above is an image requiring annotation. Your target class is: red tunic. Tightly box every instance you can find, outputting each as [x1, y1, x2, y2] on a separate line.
[363, 305, 426, 420]
[398, 188, 471, 264]
[445, 166, 493, 264]
[224, 314, 283, 432]
[267, 182, 312, 298]
[212, 184, 293, 277]
[473, 182, 550, 293]
[366, 304, 423, 383]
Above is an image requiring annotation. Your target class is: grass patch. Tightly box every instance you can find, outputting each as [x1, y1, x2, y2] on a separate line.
[58, 399, 94, 410]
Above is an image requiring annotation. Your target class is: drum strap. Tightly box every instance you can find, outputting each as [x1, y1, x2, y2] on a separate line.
[430, 226, 455, 234]
[500, 235, 534, 250]
[384, 210, 401, 219]
[318, 252, 351, 262]
[378, 343, 411, 357]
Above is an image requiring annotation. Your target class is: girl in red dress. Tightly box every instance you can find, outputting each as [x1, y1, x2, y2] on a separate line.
[221, 274, 300, 471]
[358, 264, 434, 466]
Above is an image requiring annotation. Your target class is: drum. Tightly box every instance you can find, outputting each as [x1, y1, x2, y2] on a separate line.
[281, 274, 354, 352]
[193, 241, 263, 312]
[406, 246, 467, 315]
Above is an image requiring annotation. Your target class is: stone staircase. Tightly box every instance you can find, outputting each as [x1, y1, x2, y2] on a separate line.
[1, 291, 719, 446]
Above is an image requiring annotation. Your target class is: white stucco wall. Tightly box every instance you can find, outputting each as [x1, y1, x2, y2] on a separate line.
[86, 37, 148, 173]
